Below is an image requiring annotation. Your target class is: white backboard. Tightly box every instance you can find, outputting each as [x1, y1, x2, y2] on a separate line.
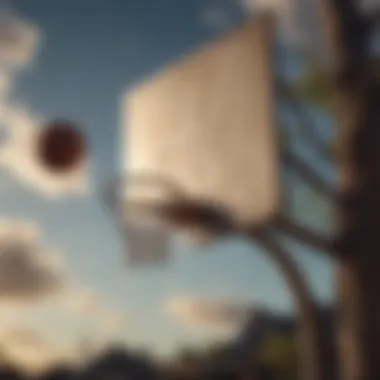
[122, 13, 278, 227]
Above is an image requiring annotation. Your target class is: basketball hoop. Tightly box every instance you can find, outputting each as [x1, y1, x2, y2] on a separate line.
[102, 172, 235, 265]
[104, 172, 185, 225]
[102, 172, 182, 265]
[111, 14, 278, 263]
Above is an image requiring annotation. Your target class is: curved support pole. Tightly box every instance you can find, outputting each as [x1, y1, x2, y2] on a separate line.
[247, 226, 334, 380]
[105, 197, 334, 379]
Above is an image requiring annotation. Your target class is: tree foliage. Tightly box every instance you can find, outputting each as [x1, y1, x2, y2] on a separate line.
[292, 51, 334, 114]
[257, 333, 298, 380]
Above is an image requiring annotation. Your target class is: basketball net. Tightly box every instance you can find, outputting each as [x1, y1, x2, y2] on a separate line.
[103, 173, 220, 266]
[104, 173, 180, 266]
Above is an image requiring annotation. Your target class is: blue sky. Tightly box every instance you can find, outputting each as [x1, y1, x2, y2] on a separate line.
[0, 0, 333, 369]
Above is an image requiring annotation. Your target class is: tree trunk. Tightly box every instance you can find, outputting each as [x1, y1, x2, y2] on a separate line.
[335, 83, 380, 380]
[317, 1, 380, 379]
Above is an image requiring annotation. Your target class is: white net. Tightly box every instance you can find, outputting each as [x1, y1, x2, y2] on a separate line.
[112, 173, 181, 266]
[113, 174, 227, 264]
[124, 218, 170, 266]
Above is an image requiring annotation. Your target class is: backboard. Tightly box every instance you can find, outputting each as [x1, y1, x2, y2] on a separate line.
[120, 13, 279, 254]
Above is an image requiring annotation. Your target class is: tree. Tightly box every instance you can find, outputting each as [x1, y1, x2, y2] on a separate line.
[285, 1, 380, 379]
[107, 7, 375, 380]
[318, 1, 380, 379]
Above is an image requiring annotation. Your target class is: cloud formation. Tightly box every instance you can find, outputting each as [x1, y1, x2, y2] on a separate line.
[63, 289, 100, 315]
[1, 325, 74, 372]
[0, 8, 39, 69]
[0, 219, 65, 302]
[4, 326, 48, 348]
[60, 288, 127, 343]
[0, 8, 88, 197]
[200, 5, 234, 30]
[95, 310, 127, 342]
[166, 296, 254, 331]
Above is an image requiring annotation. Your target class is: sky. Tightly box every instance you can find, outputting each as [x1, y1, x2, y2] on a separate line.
[0, 0, 339, 371]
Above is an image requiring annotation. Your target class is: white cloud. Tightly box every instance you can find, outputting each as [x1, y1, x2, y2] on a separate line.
[3, 326, 48, 348]
[166, 295, 254, 331]
[0, 219, 65, 303]
[96, 310, 127, 341]
[0, 9, 89, 198]
[1, 325, 75, 372]
[0, 285, 127, 370]
[0, 8, 40, 69]
[59, 287, 127, 342]
[200, 5, 234, 30]
[62, 288, 100, 315]
[0, 103, 88, 197]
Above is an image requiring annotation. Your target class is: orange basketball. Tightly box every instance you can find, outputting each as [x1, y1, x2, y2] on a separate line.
[37, 120, 86, 173]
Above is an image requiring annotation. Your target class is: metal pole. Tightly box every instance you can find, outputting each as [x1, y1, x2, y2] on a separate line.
[246, 226, 332, 380]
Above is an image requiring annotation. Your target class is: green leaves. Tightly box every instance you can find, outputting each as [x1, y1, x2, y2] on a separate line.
[294, 67, 334, 113]
[291, 49, 335, 114]
[258, 333, 298, 380]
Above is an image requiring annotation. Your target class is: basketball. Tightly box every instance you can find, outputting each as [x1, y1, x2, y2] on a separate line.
[37, 120, 86, 173]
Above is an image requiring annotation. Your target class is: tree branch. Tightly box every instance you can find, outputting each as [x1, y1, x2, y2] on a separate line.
[278, 79, 334, 162]
[282, 150, 336, 200]
[271, 215, 333, 257]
